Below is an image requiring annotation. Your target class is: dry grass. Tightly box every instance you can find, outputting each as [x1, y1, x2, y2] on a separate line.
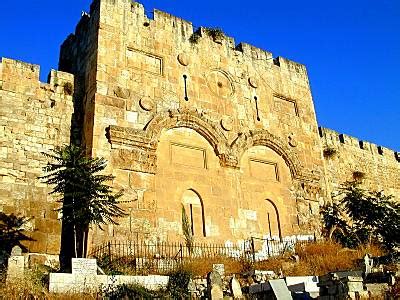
[253, 241, 385, 276]
[0, 269, 97, 300]
[182, 256, 251, 277]
[101, 241, 385, 278]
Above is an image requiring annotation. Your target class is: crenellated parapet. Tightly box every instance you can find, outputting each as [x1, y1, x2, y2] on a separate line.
[0, 58, 74, 98]
[319, 127, 399, 164]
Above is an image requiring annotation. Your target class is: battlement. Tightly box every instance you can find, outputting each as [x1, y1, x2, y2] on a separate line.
[85, 0, 309, 80]
[319, 127, 400, 163]
[0, 57, 74, 96]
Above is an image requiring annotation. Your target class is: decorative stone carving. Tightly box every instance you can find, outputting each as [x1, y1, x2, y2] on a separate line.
[139, 97, 155, 111]
[107, 109, 311, 179]
[288, 132, 298, 147]
[232, 130, 304, 179]
[206, 70, 234, 98]
[114, 86, 131, 99]
[248, 77, 258, 88]
[220, 116, 233, 131]
[112, 148, 157, 174]
[177, 53, 190, 66]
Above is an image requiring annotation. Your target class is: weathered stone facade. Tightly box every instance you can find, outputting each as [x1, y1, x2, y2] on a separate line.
[320, 127, 400, 201]
[0, 58, 74, 254]
[1, 0, 399, 255]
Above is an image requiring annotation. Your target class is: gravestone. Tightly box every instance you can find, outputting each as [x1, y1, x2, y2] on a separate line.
[11, 245, 22, 256]
[269, 279, 292, 300]
[71, 258, 97, 275]
[211, 285, 224, 299]
[208, 271, 224, 299]
[364, 254, 373, 275]
[213, 263, 225, 277]
[6, 255, 25, 283]
[286, 276, 319, 298]
[230, 276, 243, 299]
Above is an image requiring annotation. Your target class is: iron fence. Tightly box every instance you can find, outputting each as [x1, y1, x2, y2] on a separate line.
[89, 236, 315, 274]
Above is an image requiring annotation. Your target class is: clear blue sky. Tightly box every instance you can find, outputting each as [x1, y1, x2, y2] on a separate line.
[1, 0, 399, 150]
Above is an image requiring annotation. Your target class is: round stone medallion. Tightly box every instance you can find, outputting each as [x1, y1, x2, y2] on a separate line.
[139, 97, 155, 112]
[288, 133, 298, 147]
[177, 53, 190, 66]
[248, 77, 258, 88]
[206, 70, 234, 98]
[220, 116, 234, 131]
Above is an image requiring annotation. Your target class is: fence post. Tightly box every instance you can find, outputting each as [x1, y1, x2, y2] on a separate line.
[108, 241, 112, 263]
[266, 239, 271, 257]
[250, 238, 256, 263]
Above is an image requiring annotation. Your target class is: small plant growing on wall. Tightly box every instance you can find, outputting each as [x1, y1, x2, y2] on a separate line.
[181, 204, 194, 255]
[323, 146, 337, 158]
[352, 171, 365, 181]
[204, 27, 225, 43]
[189, 29, 202, 44]
[63, 82, 73, 96]
[189, 27, 225, 44]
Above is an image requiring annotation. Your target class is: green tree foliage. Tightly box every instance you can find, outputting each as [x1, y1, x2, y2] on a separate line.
[0, 213, 33, 268]
[181, 204, 194, 254]
[41, 145, 125, 270]
[321, 182, 400, 250]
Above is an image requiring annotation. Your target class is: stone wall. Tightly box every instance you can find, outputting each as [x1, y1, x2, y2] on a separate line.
[2, 0, 399, 256]
[65, 0, 327, 248]
[0, 58, 74, 254]
[319, 127, 400, 200]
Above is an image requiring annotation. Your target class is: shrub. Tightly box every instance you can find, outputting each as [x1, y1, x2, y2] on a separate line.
[189, 27, 225, 44]
[323, 147, 337, 158]
[322, 182, 400, 250]
[167, 267, 193, 298]
[203, 27, 225, 41]
[352, 170, 365, 181]
[189, 30, 201, 44]
[63, 82, 73, 95]
[102, 283, 168, 299]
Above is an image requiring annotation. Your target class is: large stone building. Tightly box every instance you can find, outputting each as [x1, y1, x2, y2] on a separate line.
[1, 0, 399, 256]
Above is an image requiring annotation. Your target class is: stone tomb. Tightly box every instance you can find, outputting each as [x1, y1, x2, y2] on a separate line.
[71, 258, 97, 275]
[286, 276, 319, 298]
[49, 258, 169, 293]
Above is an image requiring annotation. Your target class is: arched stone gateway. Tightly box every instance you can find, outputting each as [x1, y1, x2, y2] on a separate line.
[107, 109, 319, 240]
[108, 109, 307, 180]
[232, 130, 303, 179]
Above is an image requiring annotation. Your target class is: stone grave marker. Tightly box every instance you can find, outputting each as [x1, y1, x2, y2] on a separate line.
[211, 285, 224, 299]
[71, 258, 97, 275]
[6, 255, 25, 283]
[230, 276, 243, 298]
[269, 279, 292, 300]
[364, 254, 374, 275]
[213, 263, 225, 277]
[11, 245, 22, 256]
[208, 270, 224, 299]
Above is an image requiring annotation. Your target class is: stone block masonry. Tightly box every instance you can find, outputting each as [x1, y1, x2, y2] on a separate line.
[319, 127, 400, 202]
[1, 0, 399, 258]
[0, 58, 74, 254]
[60, 0, 327, 249]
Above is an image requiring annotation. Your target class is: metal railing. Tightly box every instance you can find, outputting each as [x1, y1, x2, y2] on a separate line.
[89, 236, 315, 274]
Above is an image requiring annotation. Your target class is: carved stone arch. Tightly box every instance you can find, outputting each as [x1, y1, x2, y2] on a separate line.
[232, 129, 303, 179]
[144, 108, 231, 159]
